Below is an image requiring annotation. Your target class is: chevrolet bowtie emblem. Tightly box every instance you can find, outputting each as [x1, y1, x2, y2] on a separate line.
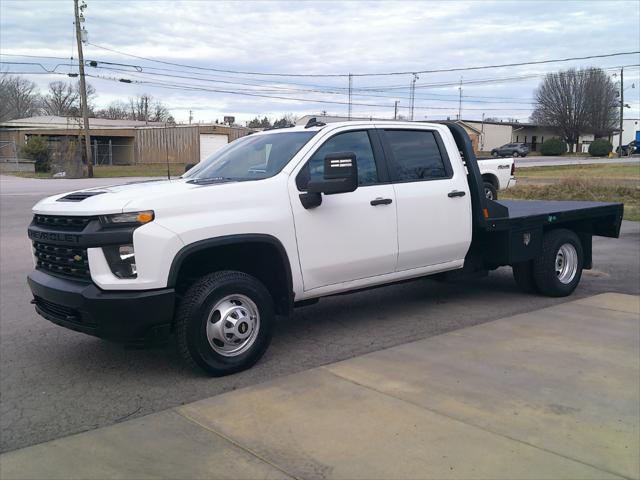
[73, 254, 83, 262]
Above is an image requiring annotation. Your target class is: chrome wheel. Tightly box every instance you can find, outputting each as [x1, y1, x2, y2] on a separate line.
[555, 243, 578, 284]
[206, 294, 260, 357]
[485, 187, 494, 200]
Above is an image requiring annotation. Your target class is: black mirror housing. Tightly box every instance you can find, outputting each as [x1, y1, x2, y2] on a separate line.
[307, 152, 358, 195]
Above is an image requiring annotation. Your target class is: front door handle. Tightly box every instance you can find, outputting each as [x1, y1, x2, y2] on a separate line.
[370, 198, 393, 206]
[448, 190, 466, 198]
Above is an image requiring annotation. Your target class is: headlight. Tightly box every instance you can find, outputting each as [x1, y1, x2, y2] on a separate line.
[100, 211, 154, 227]
[103, 244, 137, 278]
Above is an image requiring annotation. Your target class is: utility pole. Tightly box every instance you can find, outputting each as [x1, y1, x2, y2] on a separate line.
[73, 0, 93, 177]
[409, 73, 418, 121]
[347, 73, 353, 120]
[480, 112, 485, 151]
[189, 110, 193, 124]
[347, 74, 353, 120]
[457, 76, 463, 120]
[394, 100, 399, 120]
[618, 67, 624, 158]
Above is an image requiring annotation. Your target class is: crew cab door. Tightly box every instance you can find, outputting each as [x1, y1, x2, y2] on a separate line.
[289, 129, 397, 291]
[379, 127, 472, 271]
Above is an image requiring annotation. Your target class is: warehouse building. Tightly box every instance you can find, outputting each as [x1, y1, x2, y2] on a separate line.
[0, 116, 252, 171]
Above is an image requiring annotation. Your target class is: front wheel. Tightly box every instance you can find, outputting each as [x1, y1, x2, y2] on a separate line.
[174, 271, 274, 376]
[533, 229, 583, 297]
[513, 151, 520, 157]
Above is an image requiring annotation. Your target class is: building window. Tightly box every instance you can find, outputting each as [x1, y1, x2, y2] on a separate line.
[516, 135, 519, 142]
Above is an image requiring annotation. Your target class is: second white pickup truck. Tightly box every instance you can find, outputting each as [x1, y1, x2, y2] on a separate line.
[27, 120, 622, 375]
[478, 157, 516, 200]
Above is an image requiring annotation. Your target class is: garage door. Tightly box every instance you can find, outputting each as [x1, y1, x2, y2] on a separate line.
[200, 134, 228, 161]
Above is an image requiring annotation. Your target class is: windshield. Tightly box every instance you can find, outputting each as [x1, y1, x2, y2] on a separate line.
[184, 131, 317, 181]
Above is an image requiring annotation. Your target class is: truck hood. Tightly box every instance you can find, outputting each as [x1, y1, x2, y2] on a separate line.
[32, 178, 231, 215]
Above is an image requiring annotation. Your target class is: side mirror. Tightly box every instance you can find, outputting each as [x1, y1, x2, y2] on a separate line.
[184, 163, 196, 173]
[309, 152, 358, 194]
[299, 152, 358, 209]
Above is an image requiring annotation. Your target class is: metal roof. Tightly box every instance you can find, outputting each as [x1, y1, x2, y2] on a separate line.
[0, 116, 165, 129]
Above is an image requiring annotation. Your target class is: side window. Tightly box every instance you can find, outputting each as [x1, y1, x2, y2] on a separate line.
[296, 130, 378, 190]
[384, 130, 449, 182]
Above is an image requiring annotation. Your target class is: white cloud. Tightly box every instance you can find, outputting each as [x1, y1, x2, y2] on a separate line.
[1, 0, 638, 123]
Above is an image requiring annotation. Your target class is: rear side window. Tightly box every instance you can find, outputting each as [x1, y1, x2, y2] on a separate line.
[297, 130, 379, 190]
[384, 130, 450, 182]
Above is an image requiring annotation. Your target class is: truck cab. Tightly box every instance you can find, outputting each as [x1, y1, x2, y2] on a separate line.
[27, 120, 623, 376]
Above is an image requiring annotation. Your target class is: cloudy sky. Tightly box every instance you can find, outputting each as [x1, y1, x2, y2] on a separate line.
[1, 0, 639, 124]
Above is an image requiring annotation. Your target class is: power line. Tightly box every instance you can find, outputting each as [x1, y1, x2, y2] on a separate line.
[89, 64, 537, 104]
[86, 42, 640, 78]
[86, 72, 535, 112]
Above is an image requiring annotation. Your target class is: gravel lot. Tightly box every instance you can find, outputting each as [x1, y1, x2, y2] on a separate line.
[1, 175, 638, 452]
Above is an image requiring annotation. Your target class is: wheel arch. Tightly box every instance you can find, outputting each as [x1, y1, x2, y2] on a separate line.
[482, 173, 499, 189]
[168, 234, 294, 315]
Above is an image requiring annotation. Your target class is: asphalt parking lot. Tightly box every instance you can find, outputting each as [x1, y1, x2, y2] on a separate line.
[1, 175, 639, 453]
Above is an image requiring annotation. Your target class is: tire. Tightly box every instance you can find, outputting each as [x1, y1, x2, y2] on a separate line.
[491, 151, 498, 157]
[532, 229, 583, 297]
[513, 151, 520, 157]
[174, 271, 274, 376]
[512, 261, 538, 293]
[483, 182, 498, 200]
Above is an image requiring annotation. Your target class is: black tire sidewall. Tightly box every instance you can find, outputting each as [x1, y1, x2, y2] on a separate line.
[534, 230, 583, 297]
[483, 182, 497, 200]
[182, 273, 274, 375]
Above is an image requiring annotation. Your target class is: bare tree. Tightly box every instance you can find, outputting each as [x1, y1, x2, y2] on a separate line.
[41, 80, 97, 117]
[42, 81, 77, 116]
[584, 69, 619, 138]
[127, 94, 173, 123]
[95, 100, 129, 120]
[0, 74, 41, 121]
[531, 68, 619, 151]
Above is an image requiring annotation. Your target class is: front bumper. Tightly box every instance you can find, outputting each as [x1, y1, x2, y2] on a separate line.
[27, 270, 175, 342]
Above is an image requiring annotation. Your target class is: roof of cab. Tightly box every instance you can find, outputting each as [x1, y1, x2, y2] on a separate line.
[254, 120, 445, 135]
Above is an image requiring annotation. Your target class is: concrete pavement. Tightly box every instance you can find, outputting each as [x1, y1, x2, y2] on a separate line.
[4, 173, 638, 454]
[2, 293, 638, 480]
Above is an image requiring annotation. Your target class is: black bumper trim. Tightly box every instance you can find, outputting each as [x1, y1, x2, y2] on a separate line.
[27, 270, 175, 342]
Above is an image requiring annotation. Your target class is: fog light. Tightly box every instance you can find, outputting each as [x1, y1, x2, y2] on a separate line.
[103, 244, 137, 278]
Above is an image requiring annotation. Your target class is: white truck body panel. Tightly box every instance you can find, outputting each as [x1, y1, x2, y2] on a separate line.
[31, 122, 477, 299]
[478, 158, 516, 191]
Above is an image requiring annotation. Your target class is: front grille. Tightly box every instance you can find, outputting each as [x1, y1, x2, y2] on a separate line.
[33, 215, 92, 231]
[33, 242, 90, 280]
[33, 296, 81, 322]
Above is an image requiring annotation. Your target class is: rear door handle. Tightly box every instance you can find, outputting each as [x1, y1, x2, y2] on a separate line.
[448, 190, 466, 198]
[370, 198, 393, 206]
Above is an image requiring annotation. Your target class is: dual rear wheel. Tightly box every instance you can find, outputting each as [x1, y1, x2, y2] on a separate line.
[512, 229, 583, 297]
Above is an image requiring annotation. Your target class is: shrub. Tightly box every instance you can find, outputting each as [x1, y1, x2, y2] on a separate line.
[540, 138, 567, 156]
[21, 136, 51, 172]
[588, 139, 613, 157]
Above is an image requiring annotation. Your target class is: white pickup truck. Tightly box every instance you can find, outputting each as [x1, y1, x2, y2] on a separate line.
[478, 157, 516, 200]
[27, 120, 622, 375]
